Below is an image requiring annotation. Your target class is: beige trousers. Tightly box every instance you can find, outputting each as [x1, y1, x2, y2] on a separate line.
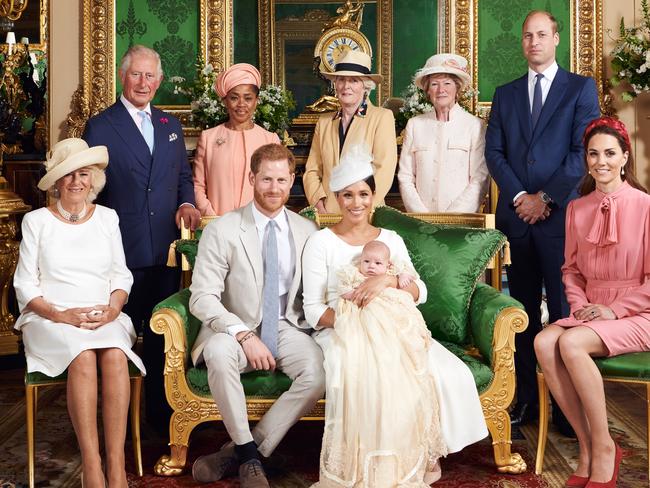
[202, 320, 325, 456]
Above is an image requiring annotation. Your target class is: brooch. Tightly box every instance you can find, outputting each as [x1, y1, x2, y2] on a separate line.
[169, 133, 178, 142]
[216, 138, 226, 146]
[160, 117, 169, 124]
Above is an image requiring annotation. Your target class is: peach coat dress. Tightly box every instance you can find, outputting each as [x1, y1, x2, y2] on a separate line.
[554, 181, 650, 356]
[193, 123, 280, 216]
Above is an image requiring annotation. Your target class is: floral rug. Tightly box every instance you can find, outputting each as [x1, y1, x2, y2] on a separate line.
[0, 366, 646, 488]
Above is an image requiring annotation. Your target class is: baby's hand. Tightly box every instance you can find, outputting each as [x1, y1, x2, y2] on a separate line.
[341, 290, 354, 300]
[398, 273, 415, 289]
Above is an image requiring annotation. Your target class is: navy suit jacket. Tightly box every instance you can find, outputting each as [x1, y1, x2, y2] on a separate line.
[83, 100, 195, 270]
[485, 67, 600, 239]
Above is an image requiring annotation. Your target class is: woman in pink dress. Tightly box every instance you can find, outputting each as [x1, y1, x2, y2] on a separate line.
[193, 63, 280, 216]
[534, 117, 650, 488]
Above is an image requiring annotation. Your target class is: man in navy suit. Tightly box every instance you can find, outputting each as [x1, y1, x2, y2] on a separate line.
[83, 45, 201, 430]
[485, 11, 600, 428]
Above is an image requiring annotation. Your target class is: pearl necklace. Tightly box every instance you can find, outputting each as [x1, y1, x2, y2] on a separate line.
[56, 200, 87, 222]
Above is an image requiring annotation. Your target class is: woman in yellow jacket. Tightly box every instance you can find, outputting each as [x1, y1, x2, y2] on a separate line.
[303, 51, 397, 213]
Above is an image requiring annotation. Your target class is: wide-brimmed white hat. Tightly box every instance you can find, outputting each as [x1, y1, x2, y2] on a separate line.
[413, 53, 471, 90]
[321, 51, 383, 84]
[37, 138, 108, 191]
[330, 144, 374, 193]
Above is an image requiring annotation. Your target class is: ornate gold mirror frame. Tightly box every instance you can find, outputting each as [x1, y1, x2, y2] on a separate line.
[67, 0, 233, 137]
[258, 0, 393, 106]
[443, 0, 605, 115]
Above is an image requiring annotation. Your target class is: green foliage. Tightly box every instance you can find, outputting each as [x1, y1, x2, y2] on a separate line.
[610, 0, 650, 101]
[170, 57, 296, 140]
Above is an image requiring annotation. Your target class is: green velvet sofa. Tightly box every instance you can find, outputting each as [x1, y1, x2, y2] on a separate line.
[150, 209, 529, 476]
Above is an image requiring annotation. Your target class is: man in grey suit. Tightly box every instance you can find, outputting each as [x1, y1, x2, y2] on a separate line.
[189, 143, 325, 487]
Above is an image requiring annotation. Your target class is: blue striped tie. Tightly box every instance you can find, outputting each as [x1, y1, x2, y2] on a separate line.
[138, 110, 154, 153]
[261, 220, 279, 357]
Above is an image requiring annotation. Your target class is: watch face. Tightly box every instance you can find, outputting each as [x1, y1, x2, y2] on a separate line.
[323, 36, 362, 70]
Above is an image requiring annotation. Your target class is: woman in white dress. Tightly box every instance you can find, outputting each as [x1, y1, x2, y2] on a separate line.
[14, 138, 145, 488]
[303, 145, 487, 487]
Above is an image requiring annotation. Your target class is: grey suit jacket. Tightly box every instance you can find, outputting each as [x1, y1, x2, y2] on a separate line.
[190, 202, 318, 364]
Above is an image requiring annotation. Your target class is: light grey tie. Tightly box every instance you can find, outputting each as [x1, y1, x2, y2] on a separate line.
[261, 220, 279, 357]
[138, 110, 154, 153]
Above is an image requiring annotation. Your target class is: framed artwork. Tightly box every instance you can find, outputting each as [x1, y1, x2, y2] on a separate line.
[68, 0, 233, 137]
[444, 0, 605, 114]
[258, 0, 393, 106]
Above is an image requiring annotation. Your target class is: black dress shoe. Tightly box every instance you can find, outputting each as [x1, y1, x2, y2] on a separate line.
[510, 402, 538, 427]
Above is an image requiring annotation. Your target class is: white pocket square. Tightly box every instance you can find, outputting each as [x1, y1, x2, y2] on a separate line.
[169, 133, 178, 142]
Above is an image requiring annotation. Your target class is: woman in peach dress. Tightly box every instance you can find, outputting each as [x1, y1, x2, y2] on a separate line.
[534, 117, 650, 488]
[193, 63, 280, 216]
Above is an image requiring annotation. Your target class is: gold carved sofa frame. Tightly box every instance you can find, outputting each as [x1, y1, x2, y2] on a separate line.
[150, 212, 528, 476]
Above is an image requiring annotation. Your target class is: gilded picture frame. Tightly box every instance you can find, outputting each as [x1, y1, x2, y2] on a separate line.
[258, 0, 393, 106]
[442, 0, 606, 115]
[67, 0, 233, 138]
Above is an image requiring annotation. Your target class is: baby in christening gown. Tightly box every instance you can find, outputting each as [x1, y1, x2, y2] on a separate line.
[315, 240, 447, 488]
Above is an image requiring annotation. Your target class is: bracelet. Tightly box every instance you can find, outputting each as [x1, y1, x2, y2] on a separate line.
[238, 331, 255, 345]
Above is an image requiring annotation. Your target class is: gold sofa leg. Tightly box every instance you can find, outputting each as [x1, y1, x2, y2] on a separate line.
[129, 375, 143, 476]
[153, 411, 192, 475]
[535, 371, 550, 475]
[26, 384, 37, 488]
[484, 407, 526, 474]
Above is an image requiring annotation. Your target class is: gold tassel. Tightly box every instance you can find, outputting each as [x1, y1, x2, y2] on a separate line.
[167, 241, 178, 267]
[502, 241, 511, 266]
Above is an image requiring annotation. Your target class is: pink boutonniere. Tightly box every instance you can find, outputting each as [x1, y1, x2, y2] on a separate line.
[160, 117, 169, 124]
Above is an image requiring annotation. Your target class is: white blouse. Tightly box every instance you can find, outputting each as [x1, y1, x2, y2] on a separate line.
[398, 103, 489, 213]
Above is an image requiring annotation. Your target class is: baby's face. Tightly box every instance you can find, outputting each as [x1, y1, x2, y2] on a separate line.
[359, 249, 389, 276]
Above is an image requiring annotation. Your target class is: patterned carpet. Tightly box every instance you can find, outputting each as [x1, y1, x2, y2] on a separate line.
[0, 364, 646, 487]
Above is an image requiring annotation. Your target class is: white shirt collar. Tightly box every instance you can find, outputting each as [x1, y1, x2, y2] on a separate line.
[251, 202, 289, 233]
[528, 61, 558, 84]
[120, 94, 152, 117]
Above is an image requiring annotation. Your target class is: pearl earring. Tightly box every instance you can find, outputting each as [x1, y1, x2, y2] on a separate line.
[621, 167, 625, 176]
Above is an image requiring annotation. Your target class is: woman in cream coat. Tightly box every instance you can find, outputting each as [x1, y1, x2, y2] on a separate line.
[303, 51, 397, 213]
[398, 54, 489, 213]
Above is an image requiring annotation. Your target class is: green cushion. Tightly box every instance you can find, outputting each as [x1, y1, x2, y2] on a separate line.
[26, 361, 141, 385]
[175, 239, 199, 269]
[372, 206, 507, 345]
[595, 352, 650, 380]
[186, 367, 293, 397]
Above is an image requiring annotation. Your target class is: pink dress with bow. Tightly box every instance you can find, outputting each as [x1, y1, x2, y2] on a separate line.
[554, 182, 650, 356]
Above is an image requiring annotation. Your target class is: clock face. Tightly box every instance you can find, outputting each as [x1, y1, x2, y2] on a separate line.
[315, 28, 371, 73]
[324, 37, 361, 70]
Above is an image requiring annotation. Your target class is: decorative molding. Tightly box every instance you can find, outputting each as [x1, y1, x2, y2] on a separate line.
[67, 0, 232, 137]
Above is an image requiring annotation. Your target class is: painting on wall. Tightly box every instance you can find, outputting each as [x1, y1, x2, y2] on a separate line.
[115, 0, 200, 107]
[477, 0, 570, 103]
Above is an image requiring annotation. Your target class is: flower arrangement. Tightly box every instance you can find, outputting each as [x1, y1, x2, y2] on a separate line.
[610, 0, 650, 101]
[395, 82, 478, 131]
[170, 58, 296, 139]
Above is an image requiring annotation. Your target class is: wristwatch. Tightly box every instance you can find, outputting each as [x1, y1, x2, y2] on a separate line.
[539, 192, 552, 204]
